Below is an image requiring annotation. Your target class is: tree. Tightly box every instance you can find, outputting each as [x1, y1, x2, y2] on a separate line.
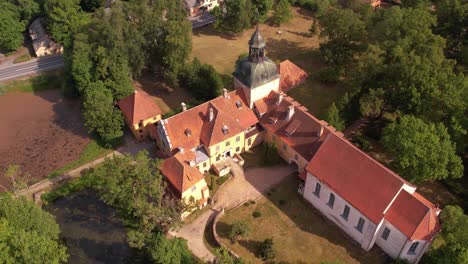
[423, 205, 468, 264]
[229, 221, 250, 242]
[319, 8, 366, 66]
[359, 88, 385, 117]
[381, 115, 463, 183]
[252, 0, 274, 23]
[4, 164, 30, 196]
[214, 247, 244, 264]
[82, 82, 125, 144]
[92, 151, 181, 248]
[326, 102, 345, 131]
[148, 233, 196, 264]
[271, 0, 293, 26]
[258, 238, 275, 260]
[0, 196, 68, 263]
[180, 58, 223, 101]
[0, 4, 24, 51]
[215, 0, 254, 33]
[44, 0, 85, 44]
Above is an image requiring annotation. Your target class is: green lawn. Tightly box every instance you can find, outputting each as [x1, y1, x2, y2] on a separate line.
[0, 70, 66, 94]
[13, 53, 32, 64]
[216, 176, 389, 264]
[47, 139, 112, 179]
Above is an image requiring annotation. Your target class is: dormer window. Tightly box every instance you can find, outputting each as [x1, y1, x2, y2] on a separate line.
[184, 128, 192, 137]
[222, 125, 229, 135]
[235, 100, 242, 109]
[268, 116, 278, 124]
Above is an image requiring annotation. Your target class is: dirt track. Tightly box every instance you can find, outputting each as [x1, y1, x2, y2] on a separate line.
[0, 90, 90, 188]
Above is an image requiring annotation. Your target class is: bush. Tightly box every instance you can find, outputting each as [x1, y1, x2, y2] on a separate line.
[249, 200, 256, 205]
[318, 66, 342, 83]
[258, 238, 276, 260]
[252, 211, 262, 218]
[229, 221, 250, 242]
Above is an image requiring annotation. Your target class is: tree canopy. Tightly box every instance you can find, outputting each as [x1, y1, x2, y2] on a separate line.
[272, 0, 293, 25]
[0, 196, 68, 263]
[381, 115, 463, 183]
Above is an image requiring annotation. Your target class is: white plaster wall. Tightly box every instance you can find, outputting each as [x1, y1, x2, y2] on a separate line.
[375, 220, 409, 259]
[234, 77, 279, 108]
[250, 78, 279, 107]
[399, 239, 428, 264]
[303, 172, 377, 250]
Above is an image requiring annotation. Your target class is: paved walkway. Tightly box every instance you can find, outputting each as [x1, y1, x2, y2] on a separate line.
[170, 161, 295, 262]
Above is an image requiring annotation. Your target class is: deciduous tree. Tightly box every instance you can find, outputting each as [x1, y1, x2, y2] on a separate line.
[272, 0, 293, 25]
[326, 102, 346, 131]
[381, 115, 463, 183]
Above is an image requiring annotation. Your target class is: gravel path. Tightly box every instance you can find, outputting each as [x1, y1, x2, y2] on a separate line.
[170, 161, 295, 262]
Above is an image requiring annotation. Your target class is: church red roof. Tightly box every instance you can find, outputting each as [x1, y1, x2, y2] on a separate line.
[385, 191, 440, 240]
[117, 91, 162, 125]
[306, 132, 410, 224]
[278, 60, 309, 92]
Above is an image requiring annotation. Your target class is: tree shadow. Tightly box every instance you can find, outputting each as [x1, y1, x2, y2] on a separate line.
[192, 24, 240, 40]
[238, 239, 263, 258]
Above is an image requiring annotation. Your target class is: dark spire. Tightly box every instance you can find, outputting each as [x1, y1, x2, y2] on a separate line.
[248, 24, 265, 63]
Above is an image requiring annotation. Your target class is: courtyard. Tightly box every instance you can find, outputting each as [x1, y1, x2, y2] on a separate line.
[216, 176, 390, 264]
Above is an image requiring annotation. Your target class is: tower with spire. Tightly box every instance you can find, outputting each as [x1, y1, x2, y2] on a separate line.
[233, 25, 280, 108]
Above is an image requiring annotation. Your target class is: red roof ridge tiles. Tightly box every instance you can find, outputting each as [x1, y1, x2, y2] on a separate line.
[117, 91, 162, 125]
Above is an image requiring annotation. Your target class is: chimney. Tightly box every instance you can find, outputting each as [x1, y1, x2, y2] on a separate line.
[286, 105, 295, 121]
[209, 108, 214, 122]
[317, 126, 324, 137]
[277, 93, 283, 105]
[223, 88, 228, 99]
[181, 102, 187, 111]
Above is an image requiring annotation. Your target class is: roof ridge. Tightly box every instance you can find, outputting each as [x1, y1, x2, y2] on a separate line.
[328, 130, 414, 187]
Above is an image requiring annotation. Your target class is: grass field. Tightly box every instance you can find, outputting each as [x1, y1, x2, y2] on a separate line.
[0, 70, 66, 94]
[216, 176, 389, 264]
[192, 7, 349, 119]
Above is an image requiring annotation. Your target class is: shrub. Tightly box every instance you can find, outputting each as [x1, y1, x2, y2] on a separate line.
[249, 200, 256, 205]
[252, 211, 262, 218]
[318, 66, 342, 83]
[229, 221, 250, 243]
[244, 202, 250, 207]
[258, 238, 276, 260]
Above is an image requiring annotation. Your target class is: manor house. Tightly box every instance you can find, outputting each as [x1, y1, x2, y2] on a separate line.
[118, 27, 440, 263]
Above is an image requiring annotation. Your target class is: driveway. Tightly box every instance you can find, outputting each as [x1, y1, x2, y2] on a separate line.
[170, 161, 295, 261]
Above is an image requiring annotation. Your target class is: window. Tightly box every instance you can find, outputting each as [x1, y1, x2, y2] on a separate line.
[216, 145, 220, 151]
[356, 218, 365, 233]
[226, 141, 230, 147]
[203, 162, 207, 168]
[314, 183, 321, 198]
[247, 138, 252, 146]
[191, 185, 197, 192]
[236, 147, 240, 152]
[408, 242, 419, 255]
[236, 136, 240, 142]
[382, 227, 390, 240]
[138, 121, 143, 128]
[283, 143, 287, 151]
[327, 193, 335, 209]
[342, 205, 350, 221]
[216, 155, 220, 161]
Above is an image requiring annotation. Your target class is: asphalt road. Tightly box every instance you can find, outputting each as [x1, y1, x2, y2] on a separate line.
[0, 55, 64, 82]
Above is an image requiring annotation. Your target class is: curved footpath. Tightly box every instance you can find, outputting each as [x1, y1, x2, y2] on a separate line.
[170, 161, 295, 262]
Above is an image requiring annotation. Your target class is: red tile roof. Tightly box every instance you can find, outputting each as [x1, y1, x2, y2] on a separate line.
[278, 60, 309, 92]
[160, 152, 205, 196]
[163, 90, 258, 150]
[117, 91, 162, 125]
[385, 191, 441, 240]
[306, 132, 410, 224]
[259, 92, 329, 161]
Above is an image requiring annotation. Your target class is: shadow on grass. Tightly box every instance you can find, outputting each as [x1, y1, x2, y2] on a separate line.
[238, 239, 263, 258]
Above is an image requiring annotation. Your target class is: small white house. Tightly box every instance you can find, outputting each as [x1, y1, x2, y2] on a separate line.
[184, 0, 221, 16]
